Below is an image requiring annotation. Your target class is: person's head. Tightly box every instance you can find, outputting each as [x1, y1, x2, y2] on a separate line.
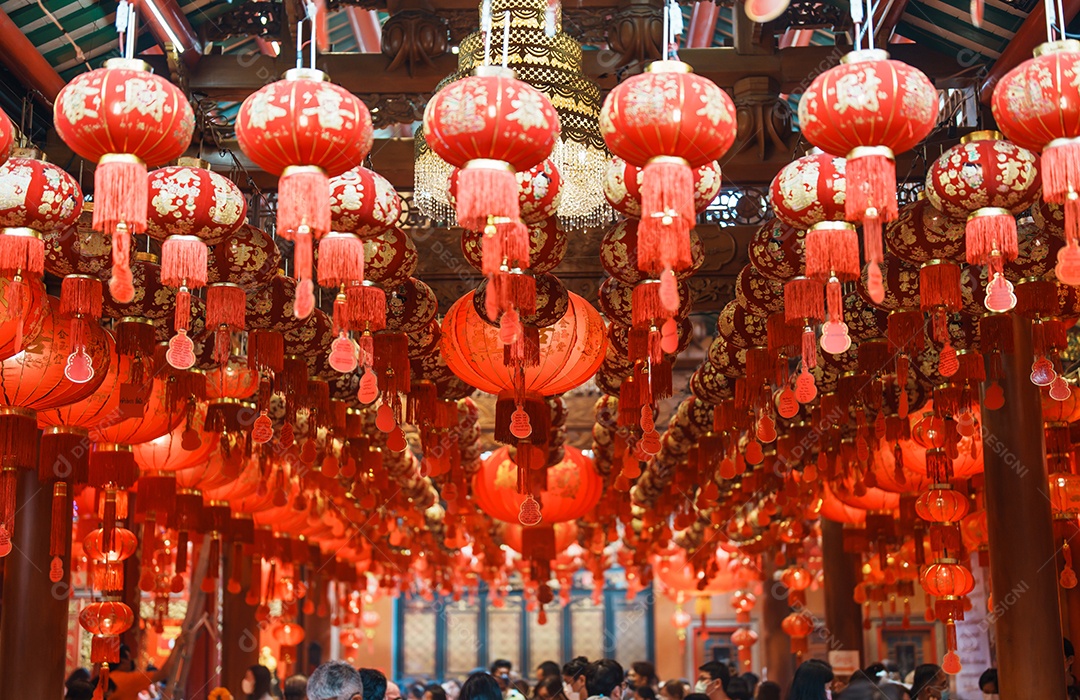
[307, 660, 364, 700]
[910, 664, 946, 700]
[683, 693, 710, 700]
[695, 661, 730, 695]
[360, 669, 389, 700]
[286, 675, 310, 700]
[537, 662, 561, 682]
[789, 660, 834, 700]
[739, 673, 757, 695]
[978, 668, 998, 695]
[659, 680, 684, 700]
[65, 679, 95, 700]
[244, 665, 274, 699]
[585, 659, 625, 699]
[410, 683, 429, 700]
[514, 680, 532, 698]
[627, 662, 657, 690]
[863, 664, 886, 682]
[67, 668, 92, 686]
[117, 644, 136, 673]
[387, 683, 403, 700]
[563, 657, 590, 697]
[635, 686, 657, 700]
[426, 683, 449, 700]
[492, 660, 513, 691]
[724, 677, 751, 700]
[535, 675, 563, 700]
[462, 672, 505, 700]
[755, 681, 781, 700]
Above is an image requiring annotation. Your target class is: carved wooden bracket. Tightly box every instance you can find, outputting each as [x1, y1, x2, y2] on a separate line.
[381, 9, 451, 75]
[607, 0, 664, 68]
[730, 76, 796, 162]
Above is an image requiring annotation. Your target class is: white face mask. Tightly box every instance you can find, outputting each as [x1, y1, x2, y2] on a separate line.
[694, 682, 709, 694]
[242, 678, 255, 695]
[563, 684, 579, 700]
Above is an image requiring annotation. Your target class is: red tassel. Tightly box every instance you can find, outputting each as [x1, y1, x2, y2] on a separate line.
[0, 407, 37, 469]
[161, 235, 209, 288]
[845, 148, 898, 236]
[805, 222, 859, 280]
[407, 381, 438, 427]
[825, 278, 844, 324]
[801, 328, 818, 369]
[503, 325, 541, 368]
[919, 261, 962, 312]
[88, 445, 138, 490]
[277, 166, 330, 238]
[207, 284, 246, 330]
[887, 309, 925, 356]
[345, 283, 387, 331]
[965, 209, 1018, 265]
[632, 280, 667, 327]
[651, 359, 673, 400]
[115, 318, 156, 357]
[94, 156, 147, 303]
[784, 277, 825, 324]
[317, 232, 365, 287]
[3, 276, 25, 353]
[374, 332, 411, 395]
[60, 275, 103, 319]
[979, 313, 1013, 354]
[659, 269, 679, 314]
[766, 312, 800, 356]
[40, 427, 90, 484]
[248, 330, 285, 374]
[488, 271, 537, 321]
[1041, 140, 1080, 234]
[0, 466, 16, 556]
[50, 481, 67, 575]
[501, 221, 530, 269]
[0, 229, 44, 278]
[640, 157, 694, 271]
[174, 288, 191, 334]
[456, 161, 520, 232]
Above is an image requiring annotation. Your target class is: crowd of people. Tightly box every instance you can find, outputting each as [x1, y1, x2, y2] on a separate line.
[63, 647, 1016, 700]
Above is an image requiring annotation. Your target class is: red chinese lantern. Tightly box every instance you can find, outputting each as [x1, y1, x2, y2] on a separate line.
[274, 621, 306, 647]
[600, 61, 736, 310]
[146, 159, 247, 368]
[885, 196, 966, 265]
[770, 152, 846, 229]
[921, 559, 975, 673]
[501, 521, 578, 553]
[132, 402, 214, 473]
[330, 166, 403, 239]
[236, 68, 373, 317]
[925, 132, 1039, 312]
[603, 157, 723, 218]
[473, 445, 601, 524]
[0, 274, 47, 360]
[423, 66, 559, 248]
[0, 154, 83, 344]
[461, 217, 568, 275]
[798, 50, 938, 302]
[53, 58, 194, 302]
[516, 159, 562, 224]
[206, 224, 282, 293]
[781, 610, 815, 657]
[992, 41, 1080, 282]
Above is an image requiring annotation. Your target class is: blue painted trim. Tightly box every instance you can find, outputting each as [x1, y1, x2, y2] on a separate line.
[562, 597, 574, 662]
[478, 584, 490, 669]
[603, 588, 617, 657]
[393, 596, 405, 681]
[435, 596, 448, 681]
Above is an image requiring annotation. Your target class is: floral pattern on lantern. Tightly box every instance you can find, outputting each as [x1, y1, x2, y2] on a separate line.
[330, 166, 403, 239]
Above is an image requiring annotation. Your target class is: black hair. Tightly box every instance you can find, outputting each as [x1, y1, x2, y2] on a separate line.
[979, 668, 998, 691]
[788, 659, 834, 700]
[755, 681, 781, 700]
[698, 662, 730, 691]
[636, 687, 657, 700]
[1068, 638, 1076, 659]
[462, 672, 504, 700]
[683, 694, 710, 700]
[585, 659, 624, 697]
[630, 662, 658, 688]
[660, 680, 685, 700]
[835, 679, 878, 700]
[739, 673, 757, 693]
[66, 668, 92, 687]
[248, 664, 274, 700]
[491, 659, 513, 674]
[427, 683, 449, 700]
[911, 664, 942, 697]
[725, 677, 751, 700]
[536, 675, 564, 699]
[360, 668, 389, 700]
[563, 657, 590, 680]
[863, 663, 886, 681]
[538, 661, 562, 681]
[285, 675, 309, 700]
[65, 679, 95, 700]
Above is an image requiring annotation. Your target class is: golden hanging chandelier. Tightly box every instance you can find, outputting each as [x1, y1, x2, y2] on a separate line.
[414, 0, 612, 229]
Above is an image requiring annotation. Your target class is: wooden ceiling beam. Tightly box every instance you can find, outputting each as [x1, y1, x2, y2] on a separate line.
[978, 0, 1080, 104]
[187, 44, 968, 99]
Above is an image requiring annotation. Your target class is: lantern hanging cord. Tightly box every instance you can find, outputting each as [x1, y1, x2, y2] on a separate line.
[115, 0, 138, 60]
[666, 0, 683, 61]
[501, 10, 510, 68]
[482, 0, 493, 66]
[662, 0, 670, 61]
[1045, 0, 1067, 41]
[851, 0, 880, 51]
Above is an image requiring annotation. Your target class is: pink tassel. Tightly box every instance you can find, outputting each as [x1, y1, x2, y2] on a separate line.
[93, 156, 147, 304]
[639, 157, 694, 273]
[294, 229, 314, 319]
[0, 231, 44, 278]
[317, 232, 365, 287]
[805, 222, 859, 280]
[965, 209, 1018, 265]
[277, 166, 330, 238]
[456, 162, 520, 232]
[161, 235, 208, 289]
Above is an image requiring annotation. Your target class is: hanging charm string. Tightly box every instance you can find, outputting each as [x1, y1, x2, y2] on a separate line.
[482, 0, 493, 65]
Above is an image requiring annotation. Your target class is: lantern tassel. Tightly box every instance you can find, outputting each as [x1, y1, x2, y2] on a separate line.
[294, 228, 314, 320]
[457, 161, 520, 232]
[345, 284, 387, 331]
[278, 166, 330, 238]
[0, 233, 44, 278]
[3, 276, 25, 353]
[317, 233, 364, 287]
[805, 222, 860, 280]
[50, 481, 67, 580]
[639, 157, 694, 273]
[93, 155, 148, 304]
[161, 236, 209, 289]
[965, 209, 1018, 265]
[0, 467, 16, 556]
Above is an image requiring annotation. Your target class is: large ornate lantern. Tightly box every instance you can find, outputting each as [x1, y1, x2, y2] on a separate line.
[797, 50, 938, 302]
[992, 40, 1080, 282]
[600, 61, 736, 310]
[236, 68, 373, 317]
[53, 58, 194, 302]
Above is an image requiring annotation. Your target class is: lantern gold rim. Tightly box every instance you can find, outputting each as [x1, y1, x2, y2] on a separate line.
[960, 130, 1004, 144]
[0, 406, 35, 420]
[841, 49, 890, 64]
[1047, 136, 1080, 150]
[473, 65, 516, 79]
[646, 60, 693, 74]
[176, 156, 211, 169]
[0, 227, 42, 239]
[104, 57, 152, 73]
[847, 145, 894, 161]
[99, 153, 146, 167]
[93, 443, 132, 453]
[647, 155, 690, 167]
[1034, 39, 1080, 57]
[967, 207, 1012, 221]
[808, 221, 855, 232]
[43, 425, 89, 438]
[177, 488, 202, 496]
[283, 67, 328, 82]
[920, 258, 957, 269]
[464, 158, 514, 172]
[282, 164, 326, 178]
[134, 251, 160, 264]
[116, 316, 154, 327]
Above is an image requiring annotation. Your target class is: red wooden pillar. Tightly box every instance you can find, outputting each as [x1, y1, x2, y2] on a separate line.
[822, 519, 865, 663]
